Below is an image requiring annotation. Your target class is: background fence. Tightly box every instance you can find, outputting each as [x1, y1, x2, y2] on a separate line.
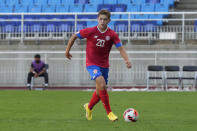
[0, 51, 197, 87]
[0, 12, 197, 44]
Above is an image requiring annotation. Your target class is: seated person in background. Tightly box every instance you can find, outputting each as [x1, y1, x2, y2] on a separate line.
[27, 54, 48, 90]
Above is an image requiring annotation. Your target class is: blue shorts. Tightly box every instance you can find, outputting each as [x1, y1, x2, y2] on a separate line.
[86, 65, 109, 84]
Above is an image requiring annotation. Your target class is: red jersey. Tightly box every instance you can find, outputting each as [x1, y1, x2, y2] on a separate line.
[76, 26, 122, 68]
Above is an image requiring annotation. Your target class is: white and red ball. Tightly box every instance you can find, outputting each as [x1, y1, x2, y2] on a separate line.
[123, 108, 139, 122]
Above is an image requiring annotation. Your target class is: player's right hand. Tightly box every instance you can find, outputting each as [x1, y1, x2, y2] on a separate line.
[65, 52, 72, 60]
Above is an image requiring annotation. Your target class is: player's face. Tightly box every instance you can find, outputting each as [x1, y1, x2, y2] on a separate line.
[97, 15, 110, 30]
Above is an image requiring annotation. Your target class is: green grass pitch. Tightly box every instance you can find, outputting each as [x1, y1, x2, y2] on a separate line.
[0, 90, 197, 131]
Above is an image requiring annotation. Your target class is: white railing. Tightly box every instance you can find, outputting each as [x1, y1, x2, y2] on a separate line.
[0, 12, 197, 44]
[0, 50, 197, 87]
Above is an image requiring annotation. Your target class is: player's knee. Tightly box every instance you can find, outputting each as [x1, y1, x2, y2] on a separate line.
[96, 76, 106, 90]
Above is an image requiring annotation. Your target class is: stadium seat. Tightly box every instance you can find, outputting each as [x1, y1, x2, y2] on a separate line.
[76, 21, 87, 31]
[61, 0, 75, 5]
[58, 22, 74, 32]
[113, 4, 127, 12]
[5, 0, 19, 5]
[56, 5, 69, 12]
[130, 21, 143, 32]
[31, 23, 42, 32]
[69, 4, 83, 12]
[127, 4, 141, 12]
[78, 14, 97, 19]
[42, 5, 56, 12]
[155, 3, 169, 12]
[160, 0, 174, 7]
[103, 0, 117, 4]
[84, 4, 97, 12]
[48, 0, 61, 5]
[117, 0, 131, 4]
[114, 21, 128, 32]
[89, 0, 103, 5]
[149, 14, 163, 25]
[108, 21, 115, 29]
[74, 0, 89, 4]
[19, 0, 34, 5]
[0, 5, 13, 12]
[34, 0, 48, 5]
[143, 21, 157, 32]
[146, 0, 160, 3]
[141, 3, 155, 12]
[135, 14, 149, 20]
[87, 21, 97, 27]
[14, 5, 28, 12]
[132, 0, 146, 4]
[28, 5, 42, 12]
[97, 4, 113, 12]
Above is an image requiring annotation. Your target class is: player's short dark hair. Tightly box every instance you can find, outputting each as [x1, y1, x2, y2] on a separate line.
[98, 9, 111, 19]
[34, 54, 41, 59]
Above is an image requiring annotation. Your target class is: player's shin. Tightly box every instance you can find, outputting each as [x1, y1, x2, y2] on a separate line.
[88, 91, 100, 110]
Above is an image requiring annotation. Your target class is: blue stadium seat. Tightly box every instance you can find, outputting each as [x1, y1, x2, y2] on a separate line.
[61, 0, 75, 5]
[149, 14, 163, 25]
[87, 21, 97, 27]
[74, 0, 89, 4]
[141, 3, 155, 12]
[14, 5, 28, 12]
[76, 21, 87, 31]
[56, 5, 69, 12]
[69, 4, 83, 12]
[194, 21, 197, 32]
[3, 24, 15, 33]
[78, 14, 97, 19]
[127, 4, 140, 12]
[143, 21, 157, 32]
[121, 14, 135, 20]
[89, 0, 103, 5]
[160, 0, 174, 7]
[114, 21, 128, 32]
[19, 0, 34, 5]
[117, 0, 131, 4]
[113, 4, 127, 12]
[5, 0, 19, 5]
[155, 3, 169, 12]
[135, 14, 149, 20]
[48, 0, 61, 5]
[34, 0, 48, 5]
[97, 4, 113, 12]
[58, 21, 74, 32]
[111, 14, 121, 20]
[84, 4, 97, 12]
[0, 5, 13, 12]
[28, 5, 42, 12]
[108, 21, 115, 29]
[42, 5, 56, 12]
[132, 0, 146, 4]
[103, 0, 117, 4]
[130, 21, 143, 32]
[146, 0, 160, 3]
[31, 23, 42, 32]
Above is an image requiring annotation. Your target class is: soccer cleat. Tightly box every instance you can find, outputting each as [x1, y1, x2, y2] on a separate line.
[84, 103, 92, 120]
[107, 112, 118, 121]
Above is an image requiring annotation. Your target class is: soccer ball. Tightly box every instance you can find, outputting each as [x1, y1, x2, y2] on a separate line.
[123, 108, 139, 122]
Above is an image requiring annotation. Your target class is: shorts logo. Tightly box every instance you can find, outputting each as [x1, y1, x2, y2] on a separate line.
[106, 36, 110, 41]
[93, 69, 98, 74]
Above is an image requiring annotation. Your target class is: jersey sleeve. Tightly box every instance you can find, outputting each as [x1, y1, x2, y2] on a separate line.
[113, 32, 122, 48]
[76, 28, 92, 39]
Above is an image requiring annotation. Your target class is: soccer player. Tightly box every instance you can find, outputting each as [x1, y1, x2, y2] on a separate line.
[27, 54, 48, 90]
[65, 10, 132, 121]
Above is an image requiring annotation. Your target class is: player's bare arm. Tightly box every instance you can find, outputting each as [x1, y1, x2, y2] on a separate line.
[117, 46, 132, 68]
[38, 68, 46, 76]
[65, 34, 78, 60]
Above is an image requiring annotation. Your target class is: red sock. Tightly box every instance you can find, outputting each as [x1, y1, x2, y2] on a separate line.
[99, 90, 112, 114]
[88, 91, 100, 110]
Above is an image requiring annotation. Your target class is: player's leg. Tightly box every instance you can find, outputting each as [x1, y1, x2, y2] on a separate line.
[97, 67, 118, 121]
[27, 72, 34, 90]
[43, 72, 48, 88]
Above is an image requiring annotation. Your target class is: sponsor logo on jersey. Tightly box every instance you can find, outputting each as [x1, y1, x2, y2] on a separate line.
[94, 35, 98, 38]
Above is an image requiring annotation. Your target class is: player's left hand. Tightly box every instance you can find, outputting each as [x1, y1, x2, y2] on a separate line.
[126, 61, 132, 68]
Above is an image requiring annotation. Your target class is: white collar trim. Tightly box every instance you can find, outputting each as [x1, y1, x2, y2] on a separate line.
[97, 26, 108, 34]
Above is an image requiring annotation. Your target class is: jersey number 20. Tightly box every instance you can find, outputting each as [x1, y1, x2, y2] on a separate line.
[96, 39, 105, 47]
